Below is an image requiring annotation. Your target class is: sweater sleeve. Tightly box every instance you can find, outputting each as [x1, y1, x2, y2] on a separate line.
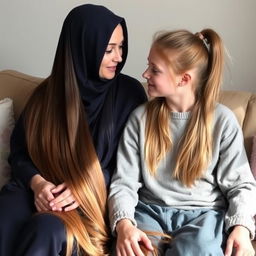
[215, 110, 256, 239]
[8, 115, 39, 187]
[108, 108, 143, 234]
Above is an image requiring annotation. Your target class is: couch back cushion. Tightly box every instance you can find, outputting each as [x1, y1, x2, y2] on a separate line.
[0, 70, 43, 119]
[1, 70, 256, 160]
[219, 90, 256, 157]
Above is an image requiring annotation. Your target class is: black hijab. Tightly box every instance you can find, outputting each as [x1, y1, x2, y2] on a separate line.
[56, 4, 147, 186]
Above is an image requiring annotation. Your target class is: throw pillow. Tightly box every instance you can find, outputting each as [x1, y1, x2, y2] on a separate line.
[251, 135, 256, 179]
[0, 98, 15, 189]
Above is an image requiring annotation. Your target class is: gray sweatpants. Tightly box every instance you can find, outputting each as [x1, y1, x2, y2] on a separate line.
[135, 201, 226, 256]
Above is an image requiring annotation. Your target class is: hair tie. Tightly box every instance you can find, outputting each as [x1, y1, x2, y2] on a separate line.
[196, 32, 210, 52]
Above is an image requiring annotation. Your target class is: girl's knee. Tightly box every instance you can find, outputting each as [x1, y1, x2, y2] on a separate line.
[169, 236, 223, 256]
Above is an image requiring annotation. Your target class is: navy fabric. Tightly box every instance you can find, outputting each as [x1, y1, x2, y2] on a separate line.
[14, 213, 68, 256]
[0, 182, 35, 255]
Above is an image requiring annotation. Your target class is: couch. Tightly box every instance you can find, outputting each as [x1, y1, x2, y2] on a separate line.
[0, 69, 256, 251]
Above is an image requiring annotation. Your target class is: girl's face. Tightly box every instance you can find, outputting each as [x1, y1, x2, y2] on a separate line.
[99, 24, 124, 80]
[142, 47, 182, 98]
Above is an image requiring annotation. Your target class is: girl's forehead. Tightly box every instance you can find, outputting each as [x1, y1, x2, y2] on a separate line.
[148, 48, 165, 65]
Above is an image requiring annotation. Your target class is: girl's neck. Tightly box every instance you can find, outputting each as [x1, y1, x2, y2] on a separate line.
[165, 93, 195, 112]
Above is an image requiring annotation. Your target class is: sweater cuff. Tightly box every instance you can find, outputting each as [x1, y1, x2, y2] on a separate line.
[225, 214, 255, 239]
[111, 210, 137, 235]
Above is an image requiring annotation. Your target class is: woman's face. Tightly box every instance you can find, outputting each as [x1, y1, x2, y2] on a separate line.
[99, 24, 124, 80]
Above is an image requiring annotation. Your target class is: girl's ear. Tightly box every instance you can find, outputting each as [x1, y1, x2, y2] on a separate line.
[178, 73, 191, 86]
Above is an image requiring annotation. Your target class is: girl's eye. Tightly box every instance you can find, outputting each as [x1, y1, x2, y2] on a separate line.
[151, 68, 160, 74]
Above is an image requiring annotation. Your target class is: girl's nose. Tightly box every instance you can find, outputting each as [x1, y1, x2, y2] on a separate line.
[142, 69, 149, 79]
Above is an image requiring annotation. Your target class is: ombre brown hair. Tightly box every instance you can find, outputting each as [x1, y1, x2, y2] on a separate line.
[145, 29, 224, 187]
[23, 34, 110, 256]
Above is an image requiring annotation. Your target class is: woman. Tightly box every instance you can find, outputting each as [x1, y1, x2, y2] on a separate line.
[0, 4, 147, 256]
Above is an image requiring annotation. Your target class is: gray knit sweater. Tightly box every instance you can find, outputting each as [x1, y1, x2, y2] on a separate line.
[108, 103, 256, 238]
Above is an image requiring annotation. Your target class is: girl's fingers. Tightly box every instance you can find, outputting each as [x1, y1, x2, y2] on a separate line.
[140, 233, 154, 251]
[120, 247, 128, 256]
[131, 241, 145, 256]
[116, 249, 121, 256]
[124, 242, 136, 256]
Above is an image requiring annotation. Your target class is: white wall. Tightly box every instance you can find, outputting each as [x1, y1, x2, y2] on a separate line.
[1, 0, 255, 92]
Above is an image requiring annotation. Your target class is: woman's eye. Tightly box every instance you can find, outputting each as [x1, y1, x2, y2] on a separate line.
[105, 48, 113, 54]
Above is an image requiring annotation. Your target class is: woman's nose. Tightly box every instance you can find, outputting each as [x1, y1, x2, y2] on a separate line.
[113, 49, 122, 62]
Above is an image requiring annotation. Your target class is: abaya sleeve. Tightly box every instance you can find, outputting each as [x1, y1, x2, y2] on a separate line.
[8, 116, 39, 187]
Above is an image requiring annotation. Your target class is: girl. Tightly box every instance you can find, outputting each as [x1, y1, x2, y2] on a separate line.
[108, 29, 256, 256]
[0, 4, 147, 256]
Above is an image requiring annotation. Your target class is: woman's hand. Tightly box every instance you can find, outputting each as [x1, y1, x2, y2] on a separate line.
[225, 225, 255, 256]
[30, 174, 56, 212]
[116, 219, 154, 256]
[49, 183, 79, 212]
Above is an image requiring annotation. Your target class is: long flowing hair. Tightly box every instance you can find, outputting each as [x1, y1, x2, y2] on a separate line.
[23, 34, 110, 255]
[145, 29, 224, 187]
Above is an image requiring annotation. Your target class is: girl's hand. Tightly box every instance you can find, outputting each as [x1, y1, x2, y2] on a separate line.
[49, 183, 79, 212]
[30, 174, 56, 212]
[116, 219, 154, 256]
[225, 225, 255, 256]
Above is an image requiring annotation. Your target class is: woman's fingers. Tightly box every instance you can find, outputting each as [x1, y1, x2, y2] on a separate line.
[51, 183, 66, 194]
[35, 199, 49, 212]
[50, 194, 75, 209]
[50, 185, 79, 210]
[64, 201, 79, 212]
[33, 180, 56, 211]
[34, 182, 79, 212]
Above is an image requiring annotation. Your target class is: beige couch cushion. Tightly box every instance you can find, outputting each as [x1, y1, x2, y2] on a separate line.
[219, 91, 256, 157]
[0, 70, 43, 119]
[1, 70, 255, 158]
[251, 136, 256, 178]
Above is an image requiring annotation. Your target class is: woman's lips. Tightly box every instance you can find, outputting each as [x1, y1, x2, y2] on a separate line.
[107, 66, 117, 72]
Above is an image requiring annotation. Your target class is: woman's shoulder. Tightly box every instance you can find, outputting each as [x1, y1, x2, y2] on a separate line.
[118, 73, 140, 84]
[118, 74, 146, 94]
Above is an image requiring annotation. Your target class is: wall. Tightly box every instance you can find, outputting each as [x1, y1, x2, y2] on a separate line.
[0, 0, 255, 92]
